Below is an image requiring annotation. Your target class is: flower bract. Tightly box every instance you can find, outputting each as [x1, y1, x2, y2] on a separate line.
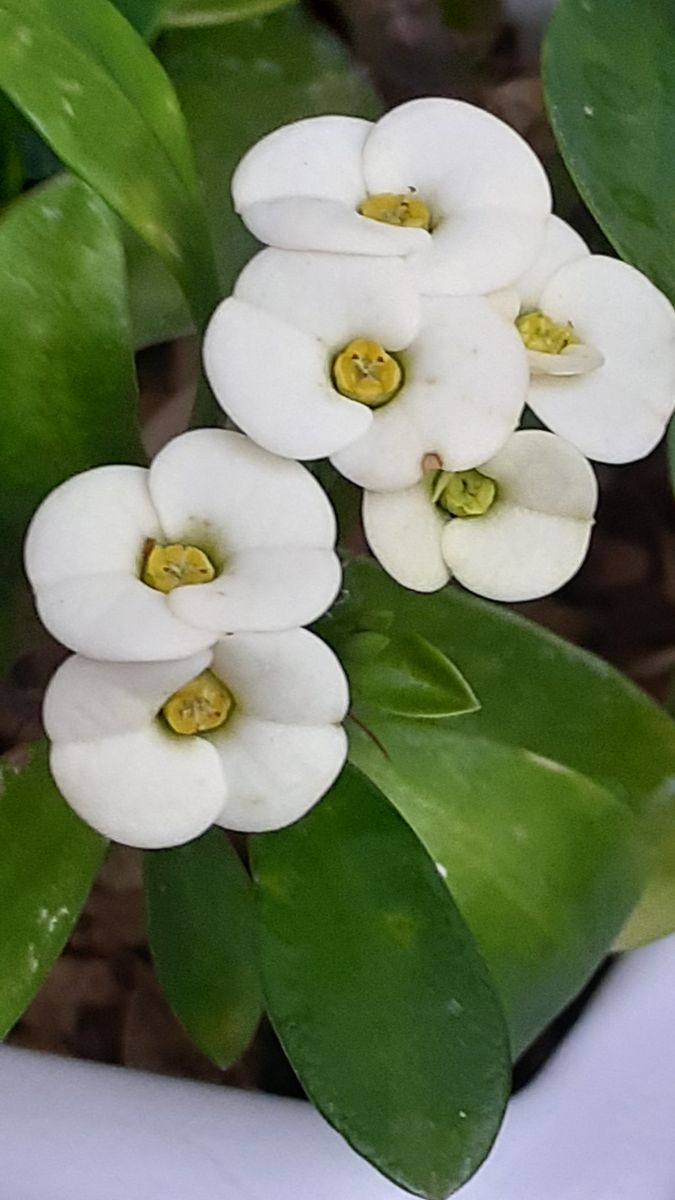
[231, 98, 552, 296]
[363, 429, 598, 601]
[495, 216, 675, 463]
[204, 249, 529, 490]
[44, 629, 349, 848]
[25, 429, 340, 661]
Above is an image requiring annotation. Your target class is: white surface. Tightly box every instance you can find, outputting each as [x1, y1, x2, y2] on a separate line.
[1, 935, 675, 1199]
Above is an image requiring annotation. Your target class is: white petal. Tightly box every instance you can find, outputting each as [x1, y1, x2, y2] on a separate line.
[234, 249, 420, 350]
[442, 504, 593, 601]
[50, 726, 226, 849]
[527, 343, 604, 376]
[240, 197, 427, 257]
[514, 214, 589, 310]
[24, 466, 159, 590]
[489, 287, 521, 323]
[441, 430, 597, 601]
[213, 715, 347, 832]
[409, 208, 549, 296]
[35, 573, 218, 661]
[211, 629, 349, 725]
[169, 547, 342, 634]
[232, 115, 371, 212]
[363, 485, 449, 592]
[401, 295, 528, 471]
[149, 429, 336, 554]
[330, 397, 427, 491]
[530, 257, 675, 462]
[364, 98, 551, 294]
[203, 297, 371, 460]
[44, 650, 213, 743]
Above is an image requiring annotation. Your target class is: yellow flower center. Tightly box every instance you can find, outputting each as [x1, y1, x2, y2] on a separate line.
[162, 670, 234, 736]
[359, 192, 432, 231]
[432, 469, 497, 518]
[332, 338, 403, 408]
[516, 310, 578, 355]
[142, 542, 216, 594]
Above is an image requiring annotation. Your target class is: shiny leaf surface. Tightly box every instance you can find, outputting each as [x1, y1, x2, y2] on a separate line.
[0, 742, 106, 1036]
[145, 828, 263, 1068]
[345, 630, 480, 720]
[0, 0, 218, 325]
[350, 723, 642, 1053]
[544, 0, 675, 304]
[166, 0, 296, 27]
[251, 766, 510, 1199]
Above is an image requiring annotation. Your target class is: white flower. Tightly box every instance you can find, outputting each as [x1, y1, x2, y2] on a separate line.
[363, 430, 597, 601]
[231, 97, 552, 296]
[495, 216, 675, 463]
[25, 429, 340, 662]
[204, 249, 528, 491]
[44, 628, 349, 848]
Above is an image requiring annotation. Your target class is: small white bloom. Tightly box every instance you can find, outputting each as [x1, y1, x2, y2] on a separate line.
[44, 628, 349, 848]
[25, 429, 340, 662]
[231, 97, 552, 296]
[497, 216, 675, 463]
[363, 429, 597, 601]
[204, 249, 528, 491]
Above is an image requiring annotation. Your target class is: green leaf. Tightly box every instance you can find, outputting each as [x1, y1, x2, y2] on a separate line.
[0, 95, 23, 204]
[0, 173, 139, 670]
[0, 0, 219, 326]
[349, 723, 642, 1053]
[0, 742, 106, 1036]
[251, 766, 510, 1200]
[144, 828, 263, 1068]
[326, 560, 675, 811]
[322, 560, 675, 948]
[165, 0, 297, 28]
[543, 0, 675, 304]
[128, 7, 380, 347]
[346, 631, 480, 720]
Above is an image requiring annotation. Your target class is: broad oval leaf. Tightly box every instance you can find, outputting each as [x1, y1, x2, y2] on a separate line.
[0, 742, 106, 1036]
[322, 560, 675, 948]
[0, 0, 218, 326]
[165, 0, 296, 28]
[543, 0, 675, 305]
[346, 631, 480, 720]
[128, 8, 379, 347]
[251, 765, 510, 1200]
[145, 828, 263, 1068]
[0, 173, 139, 670]
[350, 723, 642, 1053]
[113, 0, 176, 39]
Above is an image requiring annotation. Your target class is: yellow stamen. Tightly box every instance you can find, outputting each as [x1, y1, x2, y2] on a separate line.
[162, 670, 234, 736]
[516, 310, 578, 355]
[432, 469, 497, 518]
[359, 192, 432, 230]
[332, 338, 402, 408]
[142, 542, 216, 594]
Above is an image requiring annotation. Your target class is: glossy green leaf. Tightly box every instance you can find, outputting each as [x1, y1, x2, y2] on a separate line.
[322, 560, 675, 948]
[349, 723, 642, 1053]
[0, 742, 106, 1036]
[166, 0, 296, 27]
[251, 766, 510, 1199]
[0, 173, 139, 670]
[346, 631, 480, 720]
[145, 828, 262, 1068]
[0, 0, 219, 326]
[0, 95, 23, 204]
[128, 8, 380, 347]
[543, 0, 675, 304]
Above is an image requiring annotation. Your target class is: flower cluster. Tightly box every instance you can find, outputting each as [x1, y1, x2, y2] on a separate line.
[26, 431, 348, 847]
[26, 97, 675, 848]
[205, 98, 675, 600]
